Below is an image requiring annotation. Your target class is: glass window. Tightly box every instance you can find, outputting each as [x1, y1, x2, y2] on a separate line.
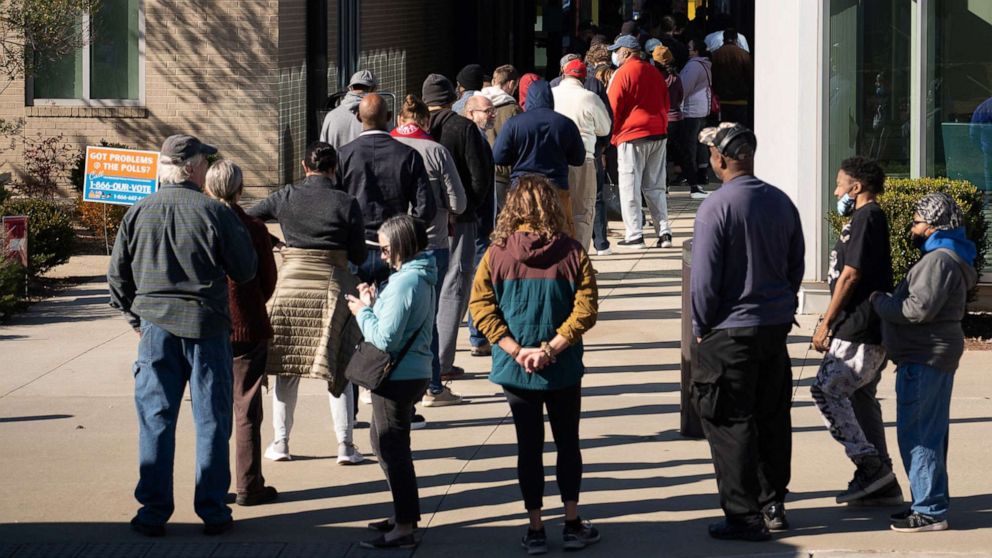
[32, 0, 141, 102]
[926, 0, 992, 270]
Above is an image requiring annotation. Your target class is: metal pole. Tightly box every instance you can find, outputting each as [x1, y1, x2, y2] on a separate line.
[103, 203, 110, 256]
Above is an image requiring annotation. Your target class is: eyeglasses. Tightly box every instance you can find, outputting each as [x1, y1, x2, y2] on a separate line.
[381, 245, 391, 257]
[472, 109, 496, 115]
[912, 220, 928, 226]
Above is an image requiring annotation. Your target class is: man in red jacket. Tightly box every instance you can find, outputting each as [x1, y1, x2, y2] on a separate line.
[608, 34, 673, 249]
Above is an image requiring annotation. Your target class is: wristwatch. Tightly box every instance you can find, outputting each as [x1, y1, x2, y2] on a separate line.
[540, 341, 556, 363]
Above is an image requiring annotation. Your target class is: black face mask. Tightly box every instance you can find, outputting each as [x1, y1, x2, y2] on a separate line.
[911, 234, 927, 251]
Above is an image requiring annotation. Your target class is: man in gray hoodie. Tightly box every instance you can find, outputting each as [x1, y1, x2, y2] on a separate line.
[319, 70, 378, 149]
[872, 192, 979, 533]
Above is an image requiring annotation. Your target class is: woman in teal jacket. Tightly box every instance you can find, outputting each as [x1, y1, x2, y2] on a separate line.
[346, 215, 436, 550]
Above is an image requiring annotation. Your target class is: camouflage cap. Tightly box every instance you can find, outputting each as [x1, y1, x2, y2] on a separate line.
[698, 122, 757, 160]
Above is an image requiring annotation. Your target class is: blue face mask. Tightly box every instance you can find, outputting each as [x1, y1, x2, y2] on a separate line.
[836, 193, 855, 216]
[611, 52, 621, 68]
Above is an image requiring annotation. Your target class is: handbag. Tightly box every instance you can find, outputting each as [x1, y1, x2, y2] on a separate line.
[344, 322, 421, 391]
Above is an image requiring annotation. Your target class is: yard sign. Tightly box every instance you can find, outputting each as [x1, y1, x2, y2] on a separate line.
[82, 146, 160, 206]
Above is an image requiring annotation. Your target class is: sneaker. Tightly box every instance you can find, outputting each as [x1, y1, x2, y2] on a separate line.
[890, 508, 914, 522]
[595, 248, 613, 256]
[836, 455, 896, 504]
[203, 519, 234, 536]
[368, 518, 419, 532]
[471, 343, 492, 357]
[411, 413, 427, 430]
[707, 519, 771, 542]
[762, 502, 789, 531]
[690, 188, 710, 200]
[440, 366, 465, 381]
[360, 533, 418, 549]
[130, 516, 165, 537]
[848, 479, 905, 508]
[235, 486, 278, 506]
[264, 440, 291, 462]
[360, 387, 372, 405]
[617, 236, 648, 249]
[521, 527, 549, 555]
[658, 234, 673, 249]
[890, 512, 948, 533]
[562, 518, 600, 550]
[337, 443, 365, 465]
[423, 386, 465, 407]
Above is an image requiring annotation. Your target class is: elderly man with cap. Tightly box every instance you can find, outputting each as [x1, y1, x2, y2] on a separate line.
[690, 122, 805, 541]
[872, 192, 978, 533]
[319, 69, 378, 149]
[108, 135, 258, 537]
[452, 64, 486, 115]
[423, 73, 494, 381]
[552, 59, 612, 252]
[607, 34, 673, 249]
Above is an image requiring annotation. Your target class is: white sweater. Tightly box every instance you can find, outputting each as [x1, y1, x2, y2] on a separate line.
[551, 78, 612, 159]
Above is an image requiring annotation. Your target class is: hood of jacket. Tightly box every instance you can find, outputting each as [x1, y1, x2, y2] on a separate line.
[504, 230, 569, 269]
[339, 91, 364, 113]
[397, 252, 438, 286]
[924, 227, 979, 271]
[524, 80, 555, 112]
[480, 85, 518, 108]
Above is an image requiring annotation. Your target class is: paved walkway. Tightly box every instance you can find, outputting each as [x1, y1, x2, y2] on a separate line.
[1, 193, 990, 557]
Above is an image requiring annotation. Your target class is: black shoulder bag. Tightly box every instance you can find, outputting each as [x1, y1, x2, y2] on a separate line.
[344, 327, 421, 391]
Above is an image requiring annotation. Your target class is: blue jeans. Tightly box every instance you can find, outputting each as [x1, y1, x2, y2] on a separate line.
[426, 248, 450, 394]
[466, 236, 490, 349]
[896, 363, 955, 519]
[133, 321, 233, 526]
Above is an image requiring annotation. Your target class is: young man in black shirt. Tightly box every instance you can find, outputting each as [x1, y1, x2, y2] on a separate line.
[811, 156, 903, 506]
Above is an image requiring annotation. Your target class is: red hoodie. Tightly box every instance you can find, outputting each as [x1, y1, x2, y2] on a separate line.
[608, 58, 669, 145]
[390, 123, 435, 141]
[518, 73, 542, 111]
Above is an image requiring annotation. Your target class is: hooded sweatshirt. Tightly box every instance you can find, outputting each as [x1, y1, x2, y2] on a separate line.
[873, 228, 979, 372]
[391, 123, 468, 250]
[491, 80, 586, 189]
[480, 85, 523, 146]
[469, 229, 598, 391]
[355, 252, 437, 381]
[518, 73, 542, 110]
[319, 91, 364, 149]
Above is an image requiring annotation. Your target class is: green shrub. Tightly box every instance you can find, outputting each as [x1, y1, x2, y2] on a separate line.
[0, 255, 26, 321]
[70, 139, 132, 193]
[827, 178, 989, 286]
[0, 197, 76, 275]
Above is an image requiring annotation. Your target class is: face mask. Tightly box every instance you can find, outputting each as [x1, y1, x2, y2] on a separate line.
[911, 234, 927, 252]
[612, 52, 621, 67]
[836, 193, 855, 216]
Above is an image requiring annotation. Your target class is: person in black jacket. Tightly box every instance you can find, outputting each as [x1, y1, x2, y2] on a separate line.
[336, 94, 436, 286]
[423, 73, 495, 381]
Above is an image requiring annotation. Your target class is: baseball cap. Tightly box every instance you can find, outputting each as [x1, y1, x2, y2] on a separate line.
[559, 53, 581, 69]
[348, 69, 378, 89]
[698, 122, 757, 160]
[563, 59, 587, 79]
[160, 134, 217, 164]
[607, 34, 640, 51]
[645, 38, 662, 55]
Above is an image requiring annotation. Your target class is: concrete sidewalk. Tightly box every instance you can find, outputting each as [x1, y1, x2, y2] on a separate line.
[1, 193, 990, 558]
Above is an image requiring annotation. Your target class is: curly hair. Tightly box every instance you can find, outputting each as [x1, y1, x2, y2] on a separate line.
[839, 156, 886, 195]
[595, 65, 615, 88]
[491, 174, 567, 246]
[585, 43, 610, 67]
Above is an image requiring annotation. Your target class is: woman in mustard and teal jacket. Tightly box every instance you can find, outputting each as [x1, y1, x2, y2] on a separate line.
[469, 175, 600, 554]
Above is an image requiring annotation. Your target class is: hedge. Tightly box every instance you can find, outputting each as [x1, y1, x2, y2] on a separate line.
[827, 178, 989, 286]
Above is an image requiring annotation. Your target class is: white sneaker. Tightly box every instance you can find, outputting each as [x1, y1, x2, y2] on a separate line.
[690, 188, 710, 200]
[595, 248, 613, 256]
[264, 440, 292, 461]
[360, 387, 372, 405]
[336, 443, 365, 465]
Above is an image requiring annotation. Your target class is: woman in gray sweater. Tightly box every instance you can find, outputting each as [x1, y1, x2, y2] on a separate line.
[871, 192, 978, 533]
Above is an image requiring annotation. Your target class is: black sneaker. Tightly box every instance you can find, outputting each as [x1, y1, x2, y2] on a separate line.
[890, 508, 913, 522]
[848, 479, 905, 508]
[203, 519, 233, 536]
[235, 485, 278, 506]
[836, 455, 895, 504]
[617, 236, 646, 248]
[521, 527, 549, 555]
[762, 502, 789, 531]
[657, 234, 673, 248]
[130, 516, 165, 537]
[707, 519, 771, 542]
[411, 413, 427, 430]
[890, 512, 948, 533]
[562, 518, 600, 550]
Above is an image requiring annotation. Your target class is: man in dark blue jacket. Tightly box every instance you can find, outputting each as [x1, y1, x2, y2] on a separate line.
[336, 94, 435, 285]
[492, 79, 586, 234]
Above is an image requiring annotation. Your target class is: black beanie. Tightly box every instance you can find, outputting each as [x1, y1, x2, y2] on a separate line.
[456, 64, 485, 91]
[422, 74, 456, 106]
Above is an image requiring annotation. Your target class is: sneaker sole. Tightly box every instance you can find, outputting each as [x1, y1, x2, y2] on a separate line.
[422, 399, 465, 407]
[562, 534, 601, 550]
[264, 450, 291, 462]
[836, 471, 897, 503]
[521, 542, 549, 555]
[337, 456, 365, 465]
[890, 520, 949, 533]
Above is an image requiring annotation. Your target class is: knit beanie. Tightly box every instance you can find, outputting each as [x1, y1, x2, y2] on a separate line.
[456, 64, 485, 91]
[422, 74, 456, 106]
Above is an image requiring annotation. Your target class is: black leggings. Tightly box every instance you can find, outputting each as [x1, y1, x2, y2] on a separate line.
[504, 382, 583, 511]
[370, 378, 430, 524]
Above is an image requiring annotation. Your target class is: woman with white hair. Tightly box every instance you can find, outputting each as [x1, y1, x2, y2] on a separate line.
[203, 160, 279, 506]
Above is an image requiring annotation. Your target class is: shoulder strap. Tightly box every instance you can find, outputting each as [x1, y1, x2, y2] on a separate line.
[389, 312, 431, 369]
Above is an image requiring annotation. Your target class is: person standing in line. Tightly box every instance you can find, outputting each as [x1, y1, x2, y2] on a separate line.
[607, 34, 674, 249]
[480, 64, 523, 210]
[319, 70, 378, 149]
[391, 94, 468, 408]
[553, 59, 612, 252]
[710, 29, 753, 127]
[469, 176, 600, 555]
[690, 123, 805, 541]
[810, 156, 903, 507]
[423, 74, 494, 383]
[348, 215, 437, 550]
[653, 45, 688, 194]
[587, 50, 616, 256]
[204, 160, 279, 506]
[658, 15, 690, 70]
[452, 64, 486, 115]
[109, 134, 257, 537]
[336, 93, 436, 287]
[679, 37, 715, 199]
[873, 192, 978, 533]
[248, 142, 368, 464]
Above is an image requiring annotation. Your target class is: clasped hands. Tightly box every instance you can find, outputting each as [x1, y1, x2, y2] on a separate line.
[515, 346, 553, 373]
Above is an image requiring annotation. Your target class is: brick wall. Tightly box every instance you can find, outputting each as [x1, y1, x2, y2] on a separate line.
[278, 0, 307, 187]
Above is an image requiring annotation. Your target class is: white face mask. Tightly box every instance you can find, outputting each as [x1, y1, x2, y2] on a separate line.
[611, 52, 622, 67]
